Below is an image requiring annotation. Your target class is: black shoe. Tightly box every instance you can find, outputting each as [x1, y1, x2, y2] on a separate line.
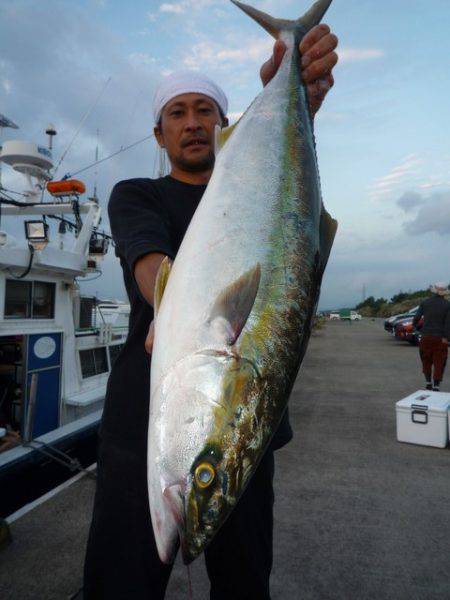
[426, 383, 433, 390]
[433, 387, 440, 392]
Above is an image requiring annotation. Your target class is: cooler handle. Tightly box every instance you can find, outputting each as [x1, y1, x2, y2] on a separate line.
[411, 407, 428, 425]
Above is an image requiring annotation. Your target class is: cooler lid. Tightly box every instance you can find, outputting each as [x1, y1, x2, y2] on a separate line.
[396, 390, 450, 413]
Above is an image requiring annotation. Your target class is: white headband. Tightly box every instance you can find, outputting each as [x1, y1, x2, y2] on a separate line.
[153, 71, 228, 124]
[430, 282, 448, 295]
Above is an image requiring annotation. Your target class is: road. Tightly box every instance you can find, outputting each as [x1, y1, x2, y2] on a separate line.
[1, 319, 450, 599]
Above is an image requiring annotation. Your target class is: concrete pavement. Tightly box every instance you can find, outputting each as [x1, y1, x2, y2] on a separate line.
[1, 319, 449, 599]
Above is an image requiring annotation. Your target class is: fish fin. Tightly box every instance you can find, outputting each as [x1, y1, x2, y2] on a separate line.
[319, 206, 337, 271]
[214, 122, 238, 155]
[230, 0, 333, 37]
[298, 0, 333, 32]
[154, 256, 172, 316]
[208, 263, 261, 345]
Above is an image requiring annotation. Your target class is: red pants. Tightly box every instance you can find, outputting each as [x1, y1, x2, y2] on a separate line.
[419, 335, 448, 381]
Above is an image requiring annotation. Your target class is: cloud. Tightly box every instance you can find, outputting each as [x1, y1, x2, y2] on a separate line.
[2, 78, 11, 94]
[368, 153, 450, 204]
[160, 3, 185, 14]
[368, 154, 423, 201]
[403, 190, 450, 236]
[338, 48, 385, 64]
[227, 111, 244, 123]
[319, 224, 450, 309]
[315, 110, 346, 123]
[182, 37, 272, 70]
[397, 191, 425, 213]
[159, 0, 216, 15]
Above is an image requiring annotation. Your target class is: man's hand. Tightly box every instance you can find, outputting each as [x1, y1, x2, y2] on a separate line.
[260, 24, 338, 117]
[145, 320, 155, 354]
[442, 338, 448, 345]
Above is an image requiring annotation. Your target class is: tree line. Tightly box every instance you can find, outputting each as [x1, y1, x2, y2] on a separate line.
[354, 285, 450, 317]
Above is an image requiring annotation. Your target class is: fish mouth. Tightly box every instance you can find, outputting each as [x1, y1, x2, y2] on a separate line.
[163, 481, 186, 528]
[162, 479, 203, 566]
[154, 479, 187, 564]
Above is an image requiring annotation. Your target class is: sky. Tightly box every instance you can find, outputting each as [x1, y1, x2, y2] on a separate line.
[1, 0, 450, 309]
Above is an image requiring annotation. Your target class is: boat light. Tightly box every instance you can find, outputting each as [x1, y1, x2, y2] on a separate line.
[24, 220, 49, 250]
[89, 235, 110, 258]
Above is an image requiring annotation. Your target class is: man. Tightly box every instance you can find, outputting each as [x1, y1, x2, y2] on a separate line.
[413, 282, 450, 392]
[84, 25, 338, 599]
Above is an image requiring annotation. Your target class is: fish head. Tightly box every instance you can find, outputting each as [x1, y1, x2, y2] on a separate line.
[149, 348, 260, 564]
[182, 352, 261, 563]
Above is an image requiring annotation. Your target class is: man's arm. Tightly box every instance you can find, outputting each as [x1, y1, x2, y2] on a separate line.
[134, 252, 168, 307]
[260, 24, 338, 116]
[443, 305, 450, 345]
[412, 303, 423, 329]
[134, 253, 173, 354]
[108, 180, 175, 352]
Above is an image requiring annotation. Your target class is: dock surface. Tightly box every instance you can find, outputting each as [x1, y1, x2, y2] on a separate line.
[1, 319, 450, 599]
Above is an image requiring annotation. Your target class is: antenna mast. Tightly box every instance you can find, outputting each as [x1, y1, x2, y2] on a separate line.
[89, 128, 100, 203]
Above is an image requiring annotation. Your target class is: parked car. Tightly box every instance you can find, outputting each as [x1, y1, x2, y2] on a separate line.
[384, 306, 419, 333]
[395, 316, 423, 344]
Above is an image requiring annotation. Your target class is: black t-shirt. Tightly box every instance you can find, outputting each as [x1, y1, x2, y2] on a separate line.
[413, 295, 450, 338]
[101, 175, 292, 450]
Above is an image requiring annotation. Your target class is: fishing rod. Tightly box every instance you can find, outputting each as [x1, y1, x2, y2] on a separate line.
[61, 133, 154, 180]
[52, 77, 112, 178]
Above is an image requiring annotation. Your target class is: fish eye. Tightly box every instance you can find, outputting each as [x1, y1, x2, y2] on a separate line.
[194, 462, 215, 489]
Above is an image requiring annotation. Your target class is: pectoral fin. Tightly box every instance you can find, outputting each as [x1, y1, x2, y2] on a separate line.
[214, 122, 238, 155]
[208, 263, 261, 345]
[154, 256, 172, 316]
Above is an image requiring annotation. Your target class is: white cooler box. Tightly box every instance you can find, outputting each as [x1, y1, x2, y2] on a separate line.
[396, 390, 450, 448]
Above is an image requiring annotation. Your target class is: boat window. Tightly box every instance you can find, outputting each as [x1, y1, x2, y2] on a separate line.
[80, 297, 95, 329]
[93, 347, 108, 373]
[4, 280, 55, 319]
[4, 281, 32, 318]
[109, 343, 123, 366]
[79, 347, 108, 378]
[32, 281, 55, 318]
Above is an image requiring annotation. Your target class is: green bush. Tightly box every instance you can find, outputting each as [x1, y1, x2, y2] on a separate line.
[355, 289, 436, 318]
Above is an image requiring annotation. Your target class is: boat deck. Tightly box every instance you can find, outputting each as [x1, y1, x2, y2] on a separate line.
[1, 319, 450, 599]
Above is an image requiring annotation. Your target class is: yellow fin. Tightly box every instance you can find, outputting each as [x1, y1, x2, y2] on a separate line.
[319, 206, 338, 270]
[154, 256, 172, 316]
[214, 122, 238, 155]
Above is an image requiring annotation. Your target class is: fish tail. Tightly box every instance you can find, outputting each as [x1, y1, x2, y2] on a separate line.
[230, 0, 333, 37]
[298, 0, 333, 32]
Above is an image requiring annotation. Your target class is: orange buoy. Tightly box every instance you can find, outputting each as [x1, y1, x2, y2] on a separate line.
[47, 179, 86, 196]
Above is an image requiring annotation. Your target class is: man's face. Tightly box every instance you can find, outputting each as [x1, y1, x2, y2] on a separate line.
[155, 93, 223, 174]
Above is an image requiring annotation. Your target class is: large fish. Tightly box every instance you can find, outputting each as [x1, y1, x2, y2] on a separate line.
[148, 0, 337, 565]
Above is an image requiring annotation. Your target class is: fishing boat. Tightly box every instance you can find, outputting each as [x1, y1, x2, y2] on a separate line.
[0, 113, 128, 517]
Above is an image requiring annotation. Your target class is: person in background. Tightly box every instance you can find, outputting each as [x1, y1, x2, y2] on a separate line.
[413, 282, 450, 392]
